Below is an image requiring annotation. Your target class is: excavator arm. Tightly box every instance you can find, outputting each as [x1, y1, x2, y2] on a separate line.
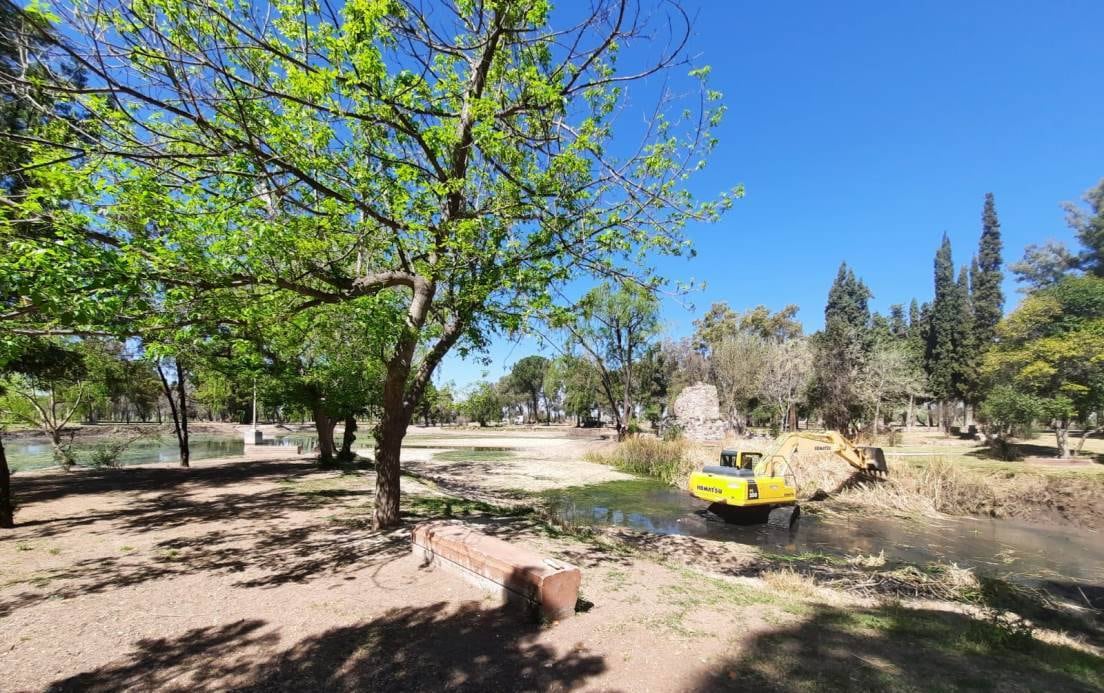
[756, 431, 888, 477]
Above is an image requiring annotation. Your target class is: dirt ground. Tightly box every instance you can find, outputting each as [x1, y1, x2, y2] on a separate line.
[2, 427, 1102, 692]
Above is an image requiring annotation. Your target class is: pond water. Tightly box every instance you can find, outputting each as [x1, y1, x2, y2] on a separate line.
[543, 478, 1104, 586]
[4, 432, 318, 472]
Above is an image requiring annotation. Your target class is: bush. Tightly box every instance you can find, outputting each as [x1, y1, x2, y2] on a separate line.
[661, 422, 684, 442]
[585, 436, 701, 485]
[85, 433, 146, 469]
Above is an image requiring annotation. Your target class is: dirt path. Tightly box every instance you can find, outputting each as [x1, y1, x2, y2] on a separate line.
[377, 426, 633, 498]
[2, 432, 1101, 691]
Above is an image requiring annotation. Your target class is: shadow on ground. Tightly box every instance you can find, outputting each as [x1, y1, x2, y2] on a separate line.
[10, 460, 316, 507]
[46, 601, 607, 692]
[1, 460, 410, 619]
[691, 603, 1103, 692]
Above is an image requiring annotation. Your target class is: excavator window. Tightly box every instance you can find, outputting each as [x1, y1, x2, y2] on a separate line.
[720, 451, 738, 467]
[740, 452, 762, 470]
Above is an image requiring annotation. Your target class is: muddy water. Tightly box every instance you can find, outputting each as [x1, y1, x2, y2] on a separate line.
[544, 479, 1104, 586]
[5, 433, 317, 472]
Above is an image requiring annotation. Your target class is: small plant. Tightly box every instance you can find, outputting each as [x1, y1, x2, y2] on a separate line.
[967, 608, 1035, 652]
[660, 421, 683, 442]
[85, 433, 146, 468]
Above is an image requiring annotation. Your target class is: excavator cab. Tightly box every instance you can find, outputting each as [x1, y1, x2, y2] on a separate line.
[719, 450, 762, 470]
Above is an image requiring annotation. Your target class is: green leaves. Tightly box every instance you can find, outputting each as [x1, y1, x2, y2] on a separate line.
[984, 276, 1104, 424]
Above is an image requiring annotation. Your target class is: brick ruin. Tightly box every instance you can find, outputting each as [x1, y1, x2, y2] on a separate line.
[666, 382, 729, 442]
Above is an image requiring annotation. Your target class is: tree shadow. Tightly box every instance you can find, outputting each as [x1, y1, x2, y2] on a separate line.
[46, 619, 279, 692]
[1, 462, 407, 618]
[11, 459, 319, 507]
[691, 603, 1103, 692]
[1, 521, 410, 619]
[47, 601, 607, 692]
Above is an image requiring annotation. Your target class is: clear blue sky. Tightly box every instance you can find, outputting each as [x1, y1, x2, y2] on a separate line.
[439, 0, 1104, 390]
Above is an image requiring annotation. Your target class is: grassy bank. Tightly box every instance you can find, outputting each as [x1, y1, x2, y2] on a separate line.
[830, 457, 1104, 528]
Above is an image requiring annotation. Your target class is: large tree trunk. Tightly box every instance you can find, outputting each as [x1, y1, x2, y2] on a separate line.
[374, 360, 415, 528]
[906, 395, 915, 432]
[374, 410, 406, 529]
[338, 416, 358, 462]
[313, 402, 336, 466]
[1055, 420, 1071, 459]
[0, 435, 13, 529]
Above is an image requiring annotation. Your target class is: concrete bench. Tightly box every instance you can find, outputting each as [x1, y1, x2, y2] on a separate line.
[412, 521, 581, 621]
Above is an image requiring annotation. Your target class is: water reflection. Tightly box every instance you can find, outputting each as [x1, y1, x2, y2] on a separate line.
[6, 431, 318, 471]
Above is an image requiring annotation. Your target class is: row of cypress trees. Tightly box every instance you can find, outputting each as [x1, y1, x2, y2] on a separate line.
[817, 193, 1005, 433]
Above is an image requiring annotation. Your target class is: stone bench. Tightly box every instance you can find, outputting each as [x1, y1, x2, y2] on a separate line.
[412, 521, 581, 621]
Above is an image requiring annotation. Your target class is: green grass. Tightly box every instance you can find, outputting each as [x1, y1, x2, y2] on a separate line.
[432, 449, 515, 463]
[645, 567, 791, 638]
[711, 602, 1104, 692]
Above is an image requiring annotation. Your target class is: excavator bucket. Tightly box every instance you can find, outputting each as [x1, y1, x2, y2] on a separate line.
[858, 446, 888, 475]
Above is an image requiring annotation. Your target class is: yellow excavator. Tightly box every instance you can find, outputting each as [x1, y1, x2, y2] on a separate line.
[687, 431, 888, 524]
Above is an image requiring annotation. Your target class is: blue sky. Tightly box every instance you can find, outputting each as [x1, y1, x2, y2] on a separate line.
[438, 0, 1104, 390]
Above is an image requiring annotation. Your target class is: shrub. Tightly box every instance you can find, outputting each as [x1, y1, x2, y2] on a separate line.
[585, 436, 702, 485]
[85, 433, 146, 469]
[661, 422, 684, 442]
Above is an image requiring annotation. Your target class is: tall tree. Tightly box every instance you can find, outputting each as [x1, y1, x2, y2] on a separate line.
[925, 234, 962, 432]
[760, 337, 813, 432]
[971, 193, 1005, 348]
[564, 282, 661, 437]
[955, 264, 978, 410]
[710, 333, 769, 434]
[508, 356, 549, 424]
[5, 1, 734, 527]
[812, 263, 872, 433]
[463, 382, 503, 428]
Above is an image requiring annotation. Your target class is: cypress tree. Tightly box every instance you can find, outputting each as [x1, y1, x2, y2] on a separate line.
[955, 265, 977, 410]
[971, 193, 1004, 349]
[926, 234, 959, 432]
[815, 263, 872, 432]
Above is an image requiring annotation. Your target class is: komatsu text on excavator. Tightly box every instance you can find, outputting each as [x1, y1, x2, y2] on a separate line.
[687, 431, 888, 524]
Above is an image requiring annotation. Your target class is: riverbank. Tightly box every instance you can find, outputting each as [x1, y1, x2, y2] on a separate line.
[579, 429, 1104, 530]
[2, 451, 1100, 691]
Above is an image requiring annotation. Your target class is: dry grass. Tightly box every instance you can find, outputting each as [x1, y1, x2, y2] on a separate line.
[760, 567, 840, 603]
[584, 435, 714, 485]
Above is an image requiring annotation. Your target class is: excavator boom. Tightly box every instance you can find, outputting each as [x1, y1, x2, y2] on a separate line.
[761, 431, 888, 477]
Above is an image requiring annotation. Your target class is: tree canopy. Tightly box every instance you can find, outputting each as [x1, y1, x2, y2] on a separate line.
[1, 0, 734, 526]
